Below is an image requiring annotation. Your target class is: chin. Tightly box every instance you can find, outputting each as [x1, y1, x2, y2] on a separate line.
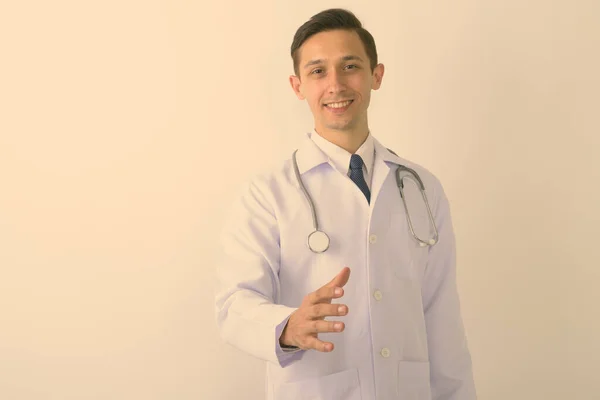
[328, 120, 356, 131]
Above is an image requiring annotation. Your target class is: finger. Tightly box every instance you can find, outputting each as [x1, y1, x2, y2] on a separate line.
[309, 268, 351, 304]
[309, 303, 348, 319]
[304, 335, 334, 352]
[326, 266, 351, 289]
[307, 285, 342, 305]
[308, 319, 345, 334]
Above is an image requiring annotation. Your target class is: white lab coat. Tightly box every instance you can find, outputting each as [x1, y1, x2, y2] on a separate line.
[215, 133, 477, 400]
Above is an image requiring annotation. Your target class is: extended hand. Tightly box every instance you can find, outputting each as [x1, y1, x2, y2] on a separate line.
[280, 267, 351, 352]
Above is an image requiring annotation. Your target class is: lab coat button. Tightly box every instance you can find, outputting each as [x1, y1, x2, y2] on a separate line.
[381, 348, 390, 358]
[373, 290, 383, 301]
[369, 234, 378, 244]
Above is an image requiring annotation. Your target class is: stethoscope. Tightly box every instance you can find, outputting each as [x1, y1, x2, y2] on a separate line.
[292, 149, 439, 253]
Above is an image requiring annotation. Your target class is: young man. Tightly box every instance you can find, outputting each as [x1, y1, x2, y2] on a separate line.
[215, 8, 477, 400]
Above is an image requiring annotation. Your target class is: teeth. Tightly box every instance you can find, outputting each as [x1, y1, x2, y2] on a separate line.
[327, 100, 352, 109]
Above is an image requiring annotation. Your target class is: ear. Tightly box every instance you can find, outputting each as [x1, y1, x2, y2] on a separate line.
[289, 75, 305, 100]
[371, 63, 385, 90]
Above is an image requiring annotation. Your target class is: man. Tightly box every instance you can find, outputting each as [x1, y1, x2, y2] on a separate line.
[215, 8, 477, 400]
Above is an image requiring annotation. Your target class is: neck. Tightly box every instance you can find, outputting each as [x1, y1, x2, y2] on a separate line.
[314, 127, 369, 154]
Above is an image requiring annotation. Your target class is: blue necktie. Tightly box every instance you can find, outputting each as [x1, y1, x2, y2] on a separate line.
[349, 154, 370, 203]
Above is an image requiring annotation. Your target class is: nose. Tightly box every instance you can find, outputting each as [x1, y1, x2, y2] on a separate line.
[326, 69, 346, 93]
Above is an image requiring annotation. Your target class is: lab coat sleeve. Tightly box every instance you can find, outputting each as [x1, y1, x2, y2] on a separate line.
[421, 178, 477, 400]
[214, 177, 306, 368]
[275, 315, 304, 355]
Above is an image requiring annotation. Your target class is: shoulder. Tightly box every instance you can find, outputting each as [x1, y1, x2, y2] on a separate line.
[228, 155, 298, 213]
[399, 157, 443, 191]
[379, 145, 449, 212]
[245, 155, 296, 191]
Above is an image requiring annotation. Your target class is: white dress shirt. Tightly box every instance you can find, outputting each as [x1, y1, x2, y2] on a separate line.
[309, 129, 375, 190]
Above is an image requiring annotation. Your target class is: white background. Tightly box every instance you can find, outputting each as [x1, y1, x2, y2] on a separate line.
[1, 1, 599, 399]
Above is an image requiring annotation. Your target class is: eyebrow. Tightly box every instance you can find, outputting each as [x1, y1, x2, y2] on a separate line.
[303, 55, 364, 70]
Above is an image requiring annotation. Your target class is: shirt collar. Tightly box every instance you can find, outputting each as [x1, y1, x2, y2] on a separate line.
[294, 130, 403, 176]
[309, 128, 375, 176]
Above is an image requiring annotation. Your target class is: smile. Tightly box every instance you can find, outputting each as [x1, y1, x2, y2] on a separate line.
[325, 100, 353, 109]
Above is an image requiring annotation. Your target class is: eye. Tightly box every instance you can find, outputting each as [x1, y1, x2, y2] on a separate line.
[345, 64, 358, 70]
[310, 68, 323, 75]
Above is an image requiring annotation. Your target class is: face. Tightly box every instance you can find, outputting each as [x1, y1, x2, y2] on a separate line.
[290, 29, 384, 136]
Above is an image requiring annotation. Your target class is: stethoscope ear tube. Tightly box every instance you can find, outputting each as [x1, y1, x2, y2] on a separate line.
[293, 150, 331, 253]
[396, 166, 439, 246]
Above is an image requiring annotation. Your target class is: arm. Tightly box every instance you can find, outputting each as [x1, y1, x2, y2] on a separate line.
[421, 179, 477, 399]
[214, 178, 306, 367]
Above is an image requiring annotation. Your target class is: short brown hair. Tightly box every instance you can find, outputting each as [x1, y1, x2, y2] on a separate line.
[290, 8, 378, 77]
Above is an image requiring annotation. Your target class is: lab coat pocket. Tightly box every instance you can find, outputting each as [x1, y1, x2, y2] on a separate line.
[397, 361, 432, 400]
[273, 367, 362, 400]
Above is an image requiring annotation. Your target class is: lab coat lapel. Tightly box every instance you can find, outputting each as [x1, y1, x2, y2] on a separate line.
[294, 133, 405, 206]
[370, 137, 403, 205]
[294, 133, 329, 175]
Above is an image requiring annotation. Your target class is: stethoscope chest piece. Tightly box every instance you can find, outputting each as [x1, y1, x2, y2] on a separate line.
[308, 230, 330, 253]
